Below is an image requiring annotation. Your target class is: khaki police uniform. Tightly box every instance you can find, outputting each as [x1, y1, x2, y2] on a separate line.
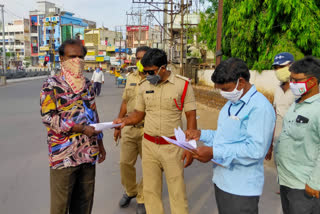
[135, 72, 196, 214]
[120, 70, 144, 203]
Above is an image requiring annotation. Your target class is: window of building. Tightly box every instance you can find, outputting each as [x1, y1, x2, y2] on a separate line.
[32, 47, 38, 53]
[31, 26, 37, 33]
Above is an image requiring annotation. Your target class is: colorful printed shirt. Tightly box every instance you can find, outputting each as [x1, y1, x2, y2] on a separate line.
[40, 75, 103, 169]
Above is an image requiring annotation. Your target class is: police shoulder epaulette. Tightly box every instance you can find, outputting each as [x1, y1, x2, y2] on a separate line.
[138, 78, 147, 85]
[175, 74, 190, 82]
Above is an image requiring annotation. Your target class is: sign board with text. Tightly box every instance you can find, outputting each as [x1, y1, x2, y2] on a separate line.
[126, 26, 149, 32]
[96, 56, 105, 62]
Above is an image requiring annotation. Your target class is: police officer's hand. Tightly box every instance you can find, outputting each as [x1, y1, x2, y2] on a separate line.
[113, 118, 126, 129]
[181, 150, 194, 168]
[98, 140, 106, 164]
[305, 184, 320, 199]
[193, 146, 213, 163]
[185, 129, 201, 141]
[114, 129, 121, 142]
[83, 125, 102, 137]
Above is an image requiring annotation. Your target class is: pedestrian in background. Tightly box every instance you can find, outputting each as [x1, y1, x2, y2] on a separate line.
[266, 52, 295, 160]
[114, 48, 197, 214]
[114, 46, 150, 214]
[91, 67, 104, 96]
[186, 58, 276, 214]
[275, 56, 320, 214]
[40, 39, 106, 214]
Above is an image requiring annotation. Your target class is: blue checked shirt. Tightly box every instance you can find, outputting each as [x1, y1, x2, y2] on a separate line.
[200, 85, 276, 196]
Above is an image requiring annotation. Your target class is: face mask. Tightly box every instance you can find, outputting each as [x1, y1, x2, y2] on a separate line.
[289, 78, 315, 97]
[136, 60, 144, 72]
[61, 57, 86, 94]
[147, 74, 161, 85]
[275, 66, 291, 82]
[146, 66, 162, 85]
[220, 79, 244, 103]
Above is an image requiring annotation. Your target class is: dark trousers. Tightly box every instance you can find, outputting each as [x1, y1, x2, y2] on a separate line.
[214, 184, 260, 214]
[50, 163, 96, 214]
[93, 82, 102, 96]
[280, 185, 320, 214]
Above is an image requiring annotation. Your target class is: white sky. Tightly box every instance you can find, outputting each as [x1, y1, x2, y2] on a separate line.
[0, 0, 133, 28]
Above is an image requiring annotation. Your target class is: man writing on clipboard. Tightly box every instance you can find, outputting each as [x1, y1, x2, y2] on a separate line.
[186, 58, 276, 214]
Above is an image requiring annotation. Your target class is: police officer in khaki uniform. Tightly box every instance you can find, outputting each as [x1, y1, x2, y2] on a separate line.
[114, 46, 150, 214]
[114, 48, 197, 214]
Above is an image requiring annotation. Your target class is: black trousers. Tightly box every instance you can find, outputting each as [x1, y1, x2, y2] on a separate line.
[93, 82, 102, 96]
[214, 184, 260, 214]
[280, 185, 320, 214]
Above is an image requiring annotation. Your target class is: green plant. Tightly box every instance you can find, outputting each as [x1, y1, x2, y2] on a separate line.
[198, 0, 320, 71]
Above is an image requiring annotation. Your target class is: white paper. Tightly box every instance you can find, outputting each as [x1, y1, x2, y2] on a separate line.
[90, 122, 121, 131]
[162, 127, 197, 152]
[162, 127, 225, 168]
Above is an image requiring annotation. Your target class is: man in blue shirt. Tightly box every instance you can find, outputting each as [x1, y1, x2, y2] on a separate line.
[186, 58, 275, 214]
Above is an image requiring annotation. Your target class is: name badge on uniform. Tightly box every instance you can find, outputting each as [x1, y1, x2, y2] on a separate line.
[130, 83, 137, 86]
[146, 90, 154, 94]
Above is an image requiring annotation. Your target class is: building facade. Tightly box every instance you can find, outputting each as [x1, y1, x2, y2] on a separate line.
[29, 1, 96, 67]
[84, 28, 122, 69]
[0, 19, 31, 68]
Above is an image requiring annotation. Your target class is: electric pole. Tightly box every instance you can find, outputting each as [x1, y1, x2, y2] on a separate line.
[216, 0, 223, 66]
[138, 9, 142, 47]
[163, 0, 168, 51]
[0, 4, 6, 74]
[49, 21, 55, 71]
[170, 0, 174, 62]
[180, 0, 184, 75]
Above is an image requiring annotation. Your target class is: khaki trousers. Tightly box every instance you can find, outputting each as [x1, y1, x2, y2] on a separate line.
[120, 126, 144, 203]
[50, 163, 95, 214]
[142, 138, 189, 214]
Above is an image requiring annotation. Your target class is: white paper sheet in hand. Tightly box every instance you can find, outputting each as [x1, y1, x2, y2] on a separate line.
[90, 122, 121, 131]
[162, 127, 197, 151]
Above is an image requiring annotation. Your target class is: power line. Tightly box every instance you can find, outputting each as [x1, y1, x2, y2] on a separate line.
[4, 8, 23, 20]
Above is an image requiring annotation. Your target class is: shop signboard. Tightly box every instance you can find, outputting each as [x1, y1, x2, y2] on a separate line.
[106, 46, 115, 52]
[85, 56, 96, 61]
[126, 26, 149, 32]
[40, 46, 50, 51]
[96, 56, 105, 62]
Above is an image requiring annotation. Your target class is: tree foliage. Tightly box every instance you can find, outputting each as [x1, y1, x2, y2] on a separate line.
[198, 0, 320, 70]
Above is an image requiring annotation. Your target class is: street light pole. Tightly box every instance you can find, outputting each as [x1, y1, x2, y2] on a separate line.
[215, 0, 224, 67]
[180, 0, 184, 75]
[0, 5, 6, 74]
[138, 10, 142, 47]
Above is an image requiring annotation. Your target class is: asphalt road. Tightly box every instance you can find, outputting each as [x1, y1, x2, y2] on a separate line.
[0, 73, 282, 214]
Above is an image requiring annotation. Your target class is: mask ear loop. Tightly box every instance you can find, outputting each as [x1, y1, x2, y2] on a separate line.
[297, 77, 317, 95]
[305, 77, 317, 91]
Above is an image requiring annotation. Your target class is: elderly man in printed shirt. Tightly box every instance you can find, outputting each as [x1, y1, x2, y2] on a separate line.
[40, 39, 106, 214]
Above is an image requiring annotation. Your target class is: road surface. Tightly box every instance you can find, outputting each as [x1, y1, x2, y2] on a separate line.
[0, 73, 282, 214]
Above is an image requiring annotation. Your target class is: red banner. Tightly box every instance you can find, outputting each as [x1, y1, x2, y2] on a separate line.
[126, 26, 149, 32]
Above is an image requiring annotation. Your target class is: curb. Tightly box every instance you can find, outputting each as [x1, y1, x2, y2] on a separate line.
[6, 75, 49, 83]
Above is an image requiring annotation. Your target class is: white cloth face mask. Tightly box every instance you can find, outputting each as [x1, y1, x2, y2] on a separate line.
[219, 79, 244, 103]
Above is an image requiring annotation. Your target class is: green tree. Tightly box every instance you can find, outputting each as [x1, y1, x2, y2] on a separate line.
[198, 0, 320, 70]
